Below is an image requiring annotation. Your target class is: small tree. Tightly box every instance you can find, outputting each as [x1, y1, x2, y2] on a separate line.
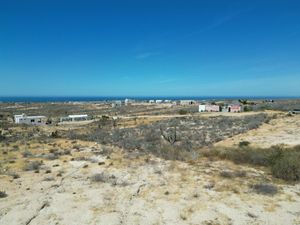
[98, 115, 110, 128]
[0, 131, 5, 141]
[160, 126, 178, 145]
[178, 110, 188, 115]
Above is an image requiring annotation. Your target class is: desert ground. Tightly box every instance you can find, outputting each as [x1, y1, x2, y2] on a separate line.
[1, 100, 300, 225]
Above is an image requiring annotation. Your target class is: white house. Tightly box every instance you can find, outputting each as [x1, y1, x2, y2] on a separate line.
[198, 105, 220, 112]
[156, 100, 163, 104]
[14, 114, 46, 125]
[112, 100, 122, 108]
[227, 104, 243, 113]
[291, 109, 300, 114]
[125, 98, 135, 106]
[199, 105, 206, 112]
[180, 100, 196, 105]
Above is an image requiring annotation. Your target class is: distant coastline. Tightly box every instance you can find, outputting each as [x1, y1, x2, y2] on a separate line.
[0, 96, 299, 103]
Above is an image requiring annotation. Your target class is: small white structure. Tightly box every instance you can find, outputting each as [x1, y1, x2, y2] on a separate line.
[198, 105, 220, 112]
[228, 104, 243, 113]
[199, 105, 206, 112]
[291, 109, 300, 114]
[14, 114, 46, 125]
[14, 114, 25, 123]
[112, 101, 122, 108]
[125, 98, 135, 106]
[222, 106, 229, 112]
[180, 100, 196, 105]
[156, 100, 163, 104]
[149, 100, 155, 104]
[220, 104, 243, 113]
[60, 114, 89, 122]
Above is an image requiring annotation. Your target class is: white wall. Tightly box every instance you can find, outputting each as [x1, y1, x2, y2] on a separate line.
[199, 105, 206, 112]
[15, 116, 46, 125]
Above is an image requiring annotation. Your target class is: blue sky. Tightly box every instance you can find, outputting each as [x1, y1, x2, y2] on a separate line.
[0, 0, 300, 97]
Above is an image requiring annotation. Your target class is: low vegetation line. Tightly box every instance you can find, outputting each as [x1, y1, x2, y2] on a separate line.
[203, 144, 300, 182]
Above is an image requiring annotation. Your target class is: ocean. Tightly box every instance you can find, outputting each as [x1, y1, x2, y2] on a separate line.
[0, 96, 299, 103]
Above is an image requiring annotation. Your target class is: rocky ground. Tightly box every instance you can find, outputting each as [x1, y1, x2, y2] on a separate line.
[1, 143, 300, 225]
[1, 113, 300, 225]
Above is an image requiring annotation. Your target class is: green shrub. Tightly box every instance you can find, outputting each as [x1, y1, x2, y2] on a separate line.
[271, 152, 300, 181]
[217, 147, 269, 166]
[250, 183, 278, 195]
[23, 161, 43, 171]
[178, 110, 188, 115]
[44, 153, 59, 160]
[219, 170, 234, 178]
[51, 130, 60, 138]
[206, 145, 300, 182]
[244, 106, 253, 112]
[22, 151, 33, 158]
[220, 170, 246, 178]
[12, 145, 19, 150]
[238, 141, 250, 147]
[6, 171, 20, 179]
[0, 191, 7, 198]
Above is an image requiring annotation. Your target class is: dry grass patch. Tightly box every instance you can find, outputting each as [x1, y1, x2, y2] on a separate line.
[23, 161, 43, 171]
[203, 145, 300, 182]
[250, 183, 278, 196]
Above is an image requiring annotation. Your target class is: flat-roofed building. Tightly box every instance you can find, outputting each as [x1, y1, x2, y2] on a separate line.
[125, 98, 135, 106]
[199, 105, 206, 112]
[228, 104, 243, 113]
[180, 100, 196, 105]
[198, 104, 220, 112]
[112, 101, 122, 108]
[14, 114, 46, 125]
[291, 109, 300, 114]
[205, 105, 220, 112]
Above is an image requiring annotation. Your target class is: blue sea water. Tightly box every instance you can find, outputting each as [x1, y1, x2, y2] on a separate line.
[0, 96, 299, 103]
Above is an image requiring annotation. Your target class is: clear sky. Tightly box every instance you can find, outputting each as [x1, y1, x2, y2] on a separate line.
[1, 0, 300, 97]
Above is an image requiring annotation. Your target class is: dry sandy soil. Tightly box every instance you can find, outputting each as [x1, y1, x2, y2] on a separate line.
[215, 114, 300, 148]
[1, 113, 300, 225]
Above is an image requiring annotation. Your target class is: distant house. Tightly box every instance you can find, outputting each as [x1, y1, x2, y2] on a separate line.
[14, 114, 46, 125]
[199, 105, 206, 112]
[198, 105, 220, 112]
[125, 98, 135, 106]
[112, 100, 122, 108]
[60, 114, 89, 122]
[291, 109, 300, 114]
[149, 100, 155, 104]
[205, 105, 220, 112]
[156, 100, 163, 104]
[228, 104, 243, 113]
[180, 100, 196, 105]
[221, 106, 229, 112]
